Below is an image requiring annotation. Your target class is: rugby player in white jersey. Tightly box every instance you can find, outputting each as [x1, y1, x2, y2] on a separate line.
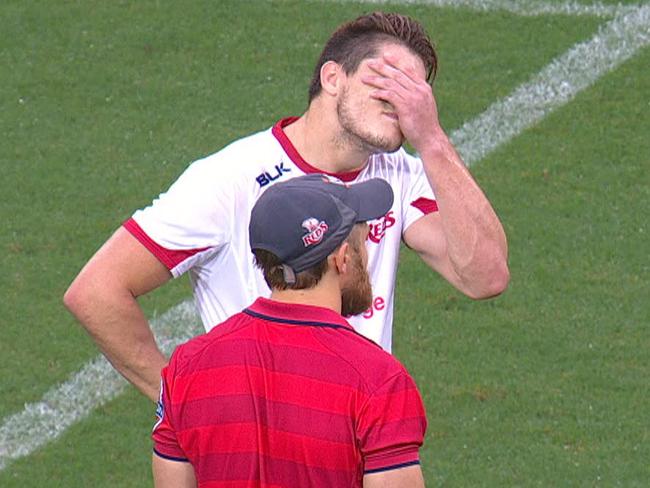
[64, 12, 509, 402]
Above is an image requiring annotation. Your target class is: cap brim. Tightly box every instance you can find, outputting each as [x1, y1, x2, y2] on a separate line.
[347, 178, 394, 222]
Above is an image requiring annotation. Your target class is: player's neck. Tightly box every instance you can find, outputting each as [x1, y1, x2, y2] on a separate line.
[269, 276, 342, 316]
[284, 105, 370, 175]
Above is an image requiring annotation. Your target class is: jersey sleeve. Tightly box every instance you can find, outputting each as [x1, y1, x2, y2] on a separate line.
[152, 355, 188, 462]
[126, 154, 236, 278]
[357, 371, 427, 474]
[400, 151, 438, 233]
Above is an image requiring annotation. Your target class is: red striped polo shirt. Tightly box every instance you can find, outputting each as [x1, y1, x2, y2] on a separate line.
[152, 297, 427, 487]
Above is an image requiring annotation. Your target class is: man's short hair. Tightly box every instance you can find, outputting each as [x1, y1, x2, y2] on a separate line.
[253, 224, 366, 291]
[253, 248, 329, 291]
[308, 11, 438, 102]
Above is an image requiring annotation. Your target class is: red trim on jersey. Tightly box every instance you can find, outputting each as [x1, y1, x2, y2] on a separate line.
[272, 117, 363, 182]
[123, 218, 210, 270]
[410, 197, 438, 214]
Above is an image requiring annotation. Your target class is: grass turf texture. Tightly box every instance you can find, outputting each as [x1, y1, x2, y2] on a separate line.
[1, 0, 648, 485]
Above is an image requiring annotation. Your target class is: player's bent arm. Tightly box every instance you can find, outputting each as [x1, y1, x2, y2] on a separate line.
[152, 454, 197, 488]
[404, 209, 509, 300]
[363, 464, 425, 488]
[407, 135, 509, 300]
[63, 227, 172, 402]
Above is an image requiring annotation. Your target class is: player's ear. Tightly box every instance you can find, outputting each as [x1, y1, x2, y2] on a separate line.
[332, 242, 350, 275]
[320, 61, 344, 96]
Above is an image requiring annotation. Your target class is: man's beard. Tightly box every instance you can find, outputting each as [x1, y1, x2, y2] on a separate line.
[340, 250, 373, 318]
[336, 87, 402, 154]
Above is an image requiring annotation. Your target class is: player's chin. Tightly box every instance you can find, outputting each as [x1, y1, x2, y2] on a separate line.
[379, 132, 404, 153]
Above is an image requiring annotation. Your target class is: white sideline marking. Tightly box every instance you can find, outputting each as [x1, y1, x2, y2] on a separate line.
[330, 0, 639, 18]
[1, 2, 649, 474]
[453, 4, 650, 166]
[0, 301, 202, 471]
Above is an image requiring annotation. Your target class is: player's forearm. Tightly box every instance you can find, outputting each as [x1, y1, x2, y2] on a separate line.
[64, 277, 166, 402]
[418, 132, 509, 298]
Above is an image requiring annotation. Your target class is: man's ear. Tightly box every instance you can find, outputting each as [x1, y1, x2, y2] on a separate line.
[332, 242, 350, 275]
[320, 61, 344, 96]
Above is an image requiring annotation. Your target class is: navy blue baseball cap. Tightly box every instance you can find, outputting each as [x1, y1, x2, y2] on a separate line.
[249, 174, 394, 283]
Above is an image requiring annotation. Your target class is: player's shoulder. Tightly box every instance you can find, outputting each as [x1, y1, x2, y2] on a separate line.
[167, 311, 252, 375]
[182, 125, 283, 180]
[320, 328, 410, 392]
[216, 125, 282, 160]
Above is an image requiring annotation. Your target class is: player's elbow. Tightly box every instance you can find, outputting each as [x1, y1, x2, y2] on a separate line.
[466, 262, 510, 300]
[63, 271, 109, 332]
[63, 276, 90, 323]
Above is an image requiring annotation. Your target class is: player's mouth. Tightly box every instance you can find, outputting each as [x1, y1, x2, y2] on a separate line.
[382, 112, 399, 121]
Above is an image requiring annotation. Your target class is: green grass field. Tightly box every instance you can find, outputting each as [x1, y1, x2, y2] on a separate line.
[1, 0, 648, 486]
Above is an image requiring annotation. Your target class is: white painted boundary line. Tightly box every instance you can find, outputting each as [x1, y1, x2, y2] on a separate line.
[1, 2, 649, 474]
[454, 4, 650, 166]
[0, 300, 203, 471]
[327, 0, 640, 18]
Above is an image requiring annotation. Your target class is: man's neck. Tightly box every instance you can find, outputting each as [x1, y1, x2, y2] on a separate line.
[283, 107, 370, 175]
[270, 280, 342, 316]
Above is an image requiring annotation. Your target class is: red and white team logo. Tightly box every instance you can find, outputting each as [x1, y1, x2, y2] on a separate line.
[368, 211, 396, 243]
[301, 218, 329, 246]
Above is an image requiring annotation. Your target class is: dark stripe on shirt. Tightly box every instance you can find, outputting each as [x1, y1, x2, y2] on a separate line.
[364, 460, 420, 474]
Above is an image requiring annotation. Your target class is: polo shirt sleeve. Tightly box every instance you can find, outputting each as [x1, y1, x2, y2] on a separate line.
[400, 151, 438, 233]
[357, 371, 427, 474]
[125, 154, 235, 278]
[152, 356, 188, 462]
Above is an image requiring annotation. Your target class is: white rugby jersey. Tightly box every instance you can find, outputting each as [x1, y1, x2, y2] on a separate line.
[126, 117, 437, 351]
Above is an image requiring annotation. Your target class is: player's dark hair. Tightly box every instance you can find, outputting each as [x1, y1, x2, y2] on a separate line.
[253, 249, 330, 291]
[308, 11, 437, 103]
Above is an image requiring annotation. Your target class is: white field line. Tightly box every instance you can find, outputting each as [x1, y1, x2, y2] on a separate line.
[0, 300, 203, 471]
[453, 4, 650, 166]
[1, 3, 649, 474]
[326, 0, 640, 18]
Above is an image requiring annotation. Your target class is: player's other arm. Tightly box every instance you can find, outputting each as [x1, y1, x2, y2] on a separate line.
[63, 227, 171, 402]
[363, 464, 425, 488]
[152, 455, 197, 488]
[365, 53, 509, 299]
[403, 193, 509, 300]
[409, 120, 510, 300]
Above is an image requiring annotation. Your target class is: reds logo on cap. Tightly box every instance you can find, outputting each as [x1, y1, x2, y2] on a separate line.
[301, 218, 329, 247]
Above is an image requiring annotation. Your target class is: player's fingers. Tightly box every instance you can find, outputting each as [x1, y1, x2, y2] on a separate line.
[361, 74, 406, 95]
[366, 59, 414, 90]
[382, 52, 425, 83]
[369, 88, 405, 106]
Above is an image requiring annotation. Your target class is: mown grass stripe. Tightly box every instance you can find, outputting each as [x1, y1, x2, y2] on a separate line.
[326, 0, 638, 18]
[452, 4, 650, 166]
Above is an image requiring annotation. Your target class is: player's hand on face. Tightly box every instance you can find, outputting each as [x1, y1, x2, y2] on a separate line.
[362, 53, 442, 153]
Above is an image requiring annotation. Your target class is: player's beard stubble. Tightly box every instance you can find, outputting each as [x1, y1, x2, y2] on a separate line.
[340, 246, 373, 318]
[336, 86, 403, 154]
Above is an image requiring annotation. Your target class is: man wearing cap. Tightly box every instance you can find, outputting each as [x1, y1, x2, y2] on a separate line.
[151, 175, 427, 488]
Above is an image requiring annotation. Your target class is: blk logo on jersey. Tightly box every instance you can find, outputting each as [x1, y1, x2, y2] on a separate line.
[368, 211, 396, 243]
[256, 162, 291, 187]
[301, 218, 328, 247]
